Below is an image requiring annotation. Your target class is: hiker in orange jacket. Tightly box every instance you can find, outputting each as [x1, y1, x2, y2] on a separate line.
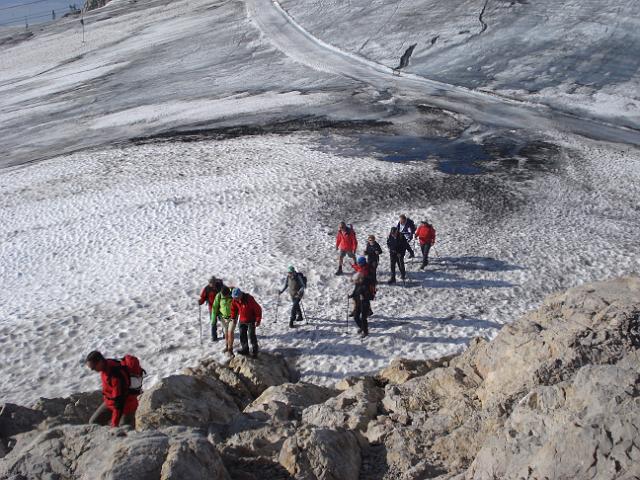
[335, 221, 358, 276]
[415, 220, 436, 269]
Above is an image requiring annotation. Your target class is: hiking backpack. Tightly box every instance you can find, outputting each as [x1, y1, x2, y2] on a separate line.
[297, 272, 308, 289]
[119, 354, 146, 395]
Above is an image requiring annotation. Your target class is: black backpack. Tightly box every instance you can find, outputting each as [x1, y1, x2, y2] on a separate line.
[297, 272, 308, 288]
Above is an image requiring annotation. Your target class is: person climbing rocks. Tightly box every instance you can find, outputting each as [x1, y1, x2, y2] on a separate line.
[85, 351, 140, 428]
[335, 221, 358, 275]
[415, 220, 437, 269]
[387, 227, 409, 284]
[349, 272, 372, 338]
[397, 214, 417, 259]
[212, 286, 235, 355]
[279, 266, 307, 328]
[230, 288, 262, 357]
[199, 277, 224, 340]
[363, 234, 383, 279]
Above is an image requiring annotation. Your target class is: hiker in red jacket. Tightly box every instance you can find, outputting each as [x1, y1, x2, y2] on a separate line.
[230, 288, 262, 357]
[199, 277, 221, 314]
[86, 351, 138, 428]
[335, 221, 358, 276]
[415, 220, 436, 269]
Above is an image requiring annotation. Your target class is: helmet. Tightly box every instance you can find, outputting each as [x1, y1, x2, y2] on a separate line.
[231, 288, 242, 299]
[357, 256, 367, 265]
[287, 265, 295, 273]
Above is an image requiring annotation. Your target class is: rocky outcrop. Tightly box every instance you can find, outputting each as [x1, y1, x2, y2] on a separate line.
[1, 278, 639, 480]
[279, 426, 361, 480]
[244, 382, 338, 421]
[303, 377, 383, 432]
[33, 391, 103, 426]
[184, 352, 297, 409]
[0, 425, 230, 480]
[377, 357, 452, 385]
[136, 375, 241, 430]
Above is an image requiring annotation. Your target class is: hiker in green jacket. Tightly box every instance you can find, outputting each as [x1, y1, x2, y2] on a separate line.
[212, 286, 236, 357]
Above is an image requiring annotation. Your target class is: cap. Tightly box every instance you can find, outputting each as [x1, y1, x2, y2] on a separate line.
[231, 287, 242, 299]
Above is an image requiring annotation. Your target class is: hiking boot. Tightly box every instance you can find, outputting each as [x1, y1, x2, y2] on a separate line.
[222, 345, 229, 353]
[227, 350, 235, 358]
[238, 349, 249, 356]
[357, 328, 362, 334]
[361, 330, 369, 338]
[289, 322, 297, 328]
[251, 351, 258, 358]
[348, 311, 355, 318]
[335, 267, 343, 276]
[388, 277, 396, 284]
[367, 307, 374, 316]
[408, 252, 415, 259]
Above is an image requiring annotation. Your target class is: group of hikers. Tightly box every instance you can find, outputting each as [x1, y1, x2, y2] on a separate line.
[335, 215, 436, 337]
[86, 214, 435, 428]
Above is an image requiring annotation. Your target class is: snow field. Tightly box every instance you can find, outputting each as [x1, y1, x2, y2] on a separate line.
[1, 132, 639, 404]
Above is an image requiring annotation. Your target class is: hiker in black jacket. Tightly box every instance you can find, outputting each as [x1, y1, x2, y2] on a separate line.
[397, 214, 416, 259]
[387, 227, 409, 284]
[364, 234, 383, 279]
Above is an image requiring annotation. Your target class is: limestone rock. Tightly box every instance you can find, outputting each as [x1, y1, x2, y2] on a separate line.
[244, 382, 338, 421]
[228, 353, 296, 398]
[468, 276, 640, 410]
[0, 404, 45, 458]
[223, 416, 297, 459]
[0, 424, 230, 480]
[302, 377, 383, 432]
[184, 359, 254, 409]
[32, 391, 103, 426]
[378, 356, 452, 385]
[466, 359, 640, 479]
[136, 374, 241, 430]
[278, 426, 361, 480]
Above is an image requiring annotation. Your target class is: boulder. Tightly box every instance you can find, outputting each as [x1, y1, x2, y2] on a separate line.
[244, 382, 338, 421]
[32, 391, 103, 426]
[222, 416, 298, 459]
[184, 359, 254, 409]
[378, 357, 452, 385]
[0, 424, 230, 480]
[302, 377, 383, 432]
[466, 358, 640, 479]
[467, 276, 640, 411]
[278, 426, 361, 480]
[0, 404, 45, 457]
[228, 353, 296, 398]
[136, 375, 241, 430]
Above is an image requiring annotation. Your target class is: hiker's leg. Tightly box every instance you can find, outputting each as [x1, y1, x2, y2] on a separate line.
[119, 412, 136, 428]
[249, 321, 258, 355]
[239, 323, 249, 353]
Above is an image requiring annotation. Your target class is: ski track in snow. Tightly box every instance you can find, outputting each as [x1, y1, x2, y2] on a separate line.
[246, 0, 640, 146]
[1, 133, 639, 404]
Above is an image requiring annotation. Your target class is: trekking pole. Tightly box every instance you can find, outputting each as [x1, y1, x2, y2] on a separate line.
[345, 295, 349, 333]
[275, 294, 280, 322]
[300, 301, 308, 325]
[198, 304, 203, 346]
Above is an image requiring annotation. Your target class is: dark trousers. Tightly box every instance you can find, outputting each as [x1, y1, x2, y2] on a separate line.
[390, 253, 406, 279]
[211, 321, 218, 340]
[354, 299, 370, 334]
[420, 243, 432, 267]
[89, 402, 135, 428]
[239, 320, 258, 354]
[290, 297, 303, 323]
[406, 240, 415, 257]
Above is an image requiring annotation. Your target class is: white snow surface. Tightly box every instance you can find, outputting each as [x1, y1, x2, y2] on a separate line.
[1, 132, 639, 404]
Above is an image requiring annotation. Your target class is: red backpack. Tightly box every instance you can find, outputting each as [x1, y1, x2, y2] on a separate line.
[119, 354, 146, 395]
